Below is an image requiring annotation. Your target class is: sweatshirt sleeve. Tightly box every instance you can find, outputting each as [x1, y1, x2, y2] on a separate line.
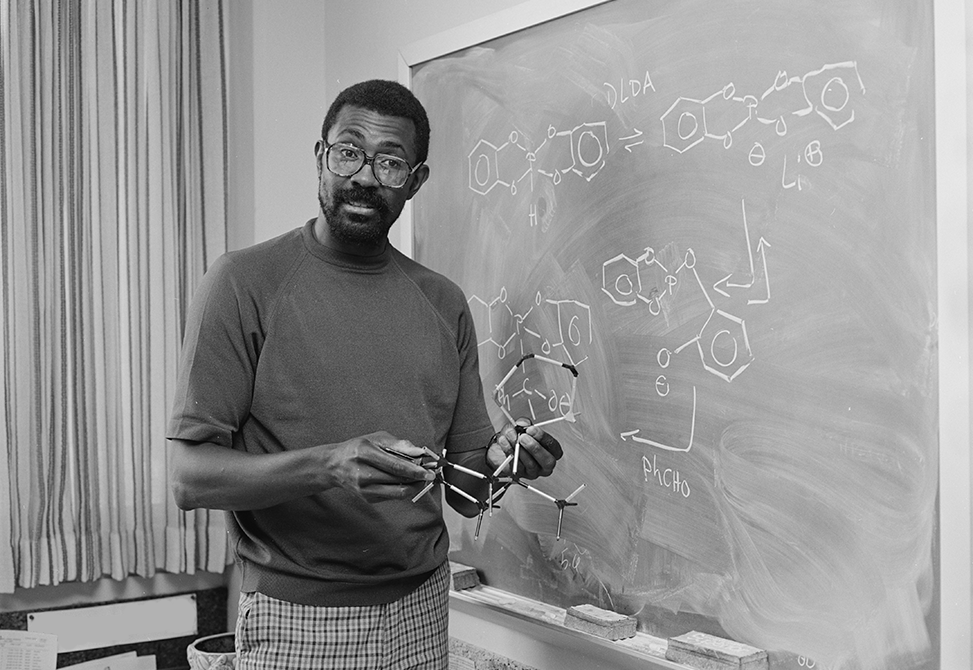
[167, 253, 261, 447]
[444, 294, 496, 453]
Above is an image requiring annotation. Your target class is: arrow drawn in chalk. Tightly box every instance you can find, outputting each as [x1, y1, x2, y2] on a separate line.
[620, 386, 697, 452]
[713, 199, 772, 305]
[619, 128, 644, 152]
[714, 198, 756, 297]
[748, 237, 772, 305]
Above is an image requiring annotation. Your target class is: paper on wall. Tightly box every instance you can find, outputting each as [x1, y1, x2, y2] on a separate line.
[0, 630, 57, 670]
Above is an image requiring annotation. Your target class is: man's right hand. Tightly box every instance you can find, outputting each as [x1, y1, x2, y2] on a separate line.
[321, 432, 435, 503]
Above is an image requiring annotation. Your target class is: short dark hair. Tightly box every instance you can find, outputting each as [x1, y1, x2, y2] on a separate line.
[321, 79, 431, 165]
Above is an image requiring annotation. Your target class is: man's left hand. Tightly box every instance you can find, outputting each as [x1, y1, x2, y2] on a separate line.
[486, 419, 563, 479]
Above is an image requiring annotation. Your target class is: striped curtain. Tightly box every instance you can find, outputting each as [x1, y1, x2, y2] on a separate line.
[0, 0, 229, 592]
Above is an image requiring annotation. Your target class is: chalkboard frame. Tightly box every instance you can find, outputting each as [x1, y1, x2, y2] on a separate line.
[397, 1, 970, 667]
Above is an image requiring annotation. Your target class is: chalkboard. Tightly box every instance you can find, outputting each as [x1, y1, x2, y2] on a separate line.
[408, 1, 938, 668]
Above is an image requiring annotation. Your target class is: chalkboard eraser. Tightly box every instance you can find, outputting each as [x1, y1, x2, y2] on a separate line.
[564, 604, 637, 641]
[665, 631, 768, 670]
[449, 561, 480, 590]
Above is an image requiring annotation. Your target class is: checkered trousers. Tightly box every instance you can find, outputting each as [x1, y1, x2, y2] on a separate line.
[234, 561, 450, 670]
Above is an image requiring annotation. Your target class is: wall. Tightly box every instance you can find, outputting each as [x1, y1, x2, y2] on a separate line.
[323, 1, 528, 101]
[230, 0, 328, 249]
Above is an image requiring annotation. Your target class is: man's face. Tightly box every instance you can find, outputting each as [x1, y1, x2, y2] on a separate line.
[315, 104, 428, 251]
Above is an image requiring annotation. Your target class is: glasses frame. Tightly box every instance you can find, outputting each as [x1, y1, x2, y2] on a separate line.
[323, 141, 423, 189]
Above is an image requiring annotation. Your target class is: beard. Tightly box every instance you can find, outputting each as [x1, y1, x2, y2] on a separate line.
[319, 184, 394, 248]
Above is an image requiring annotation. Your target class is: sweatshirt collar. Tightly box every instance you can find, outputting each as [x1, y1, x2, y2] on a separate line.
[301, 219, 392, 271]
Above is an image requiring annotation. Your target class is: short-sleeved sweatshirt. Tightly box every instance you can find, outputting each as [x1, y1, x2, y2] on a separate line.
[167, 220, 495, 607]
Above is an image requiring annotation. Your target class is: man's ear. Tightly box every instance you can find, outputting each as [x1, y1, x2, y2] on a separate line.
[406, 164, 430, 200]
[314, 140, 324, 172]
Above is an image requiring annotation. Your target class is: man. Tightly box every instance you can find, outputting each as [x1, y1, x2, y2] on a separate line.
[167, 79, 564, 669]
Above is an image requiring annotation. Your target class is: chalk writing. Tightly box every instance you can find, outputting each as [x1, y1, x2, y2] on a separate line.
[642, 453, 691, 498]
[610, 200, 769, 452]
[468, 286, 592, 368]
[662, 62, 865, 154]
[468, 122, 612, 203]
[604, 70, 657, 109]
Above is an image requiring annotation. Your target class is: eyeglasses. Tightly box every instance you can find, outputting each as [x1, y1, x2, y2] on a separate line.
[323, 142, 422, 189]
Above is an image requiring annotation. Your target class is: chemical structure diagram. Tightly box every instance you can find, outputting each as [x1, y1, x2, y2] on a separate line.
[661, 60, 865, 189]
[468, 122, 613, 198]
[603, 199, 770, 453]
[466, 60, 865, 227]
[412, 353, 586, 541]
[467, 286, 592, 370]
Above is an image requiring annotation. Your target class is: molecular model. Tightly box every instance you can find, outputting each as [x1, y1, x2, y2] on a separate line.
[412, 353, 586, 540]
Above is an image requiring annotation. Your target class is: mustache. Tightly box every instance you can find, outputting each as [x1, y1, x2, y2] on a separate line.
[334, 186, 390, 214]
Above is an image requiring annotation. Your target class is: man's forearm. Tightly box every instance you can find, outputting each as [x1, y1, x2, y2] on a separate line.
[168, 439, 326, 511]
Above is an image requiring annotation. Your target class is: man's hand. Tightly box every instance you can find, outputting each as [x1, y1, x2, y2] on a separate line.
[486, 419, 563, 479]
[322, 432, 436, 502]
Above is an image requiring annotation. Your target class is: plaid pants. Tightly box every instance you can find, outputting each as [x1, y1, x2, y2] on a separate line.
[235, 561, 450, 670]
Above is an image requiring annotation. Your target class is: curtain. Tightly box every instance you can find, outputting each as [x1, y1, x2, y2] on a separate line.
[0, 0, 228, 592]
